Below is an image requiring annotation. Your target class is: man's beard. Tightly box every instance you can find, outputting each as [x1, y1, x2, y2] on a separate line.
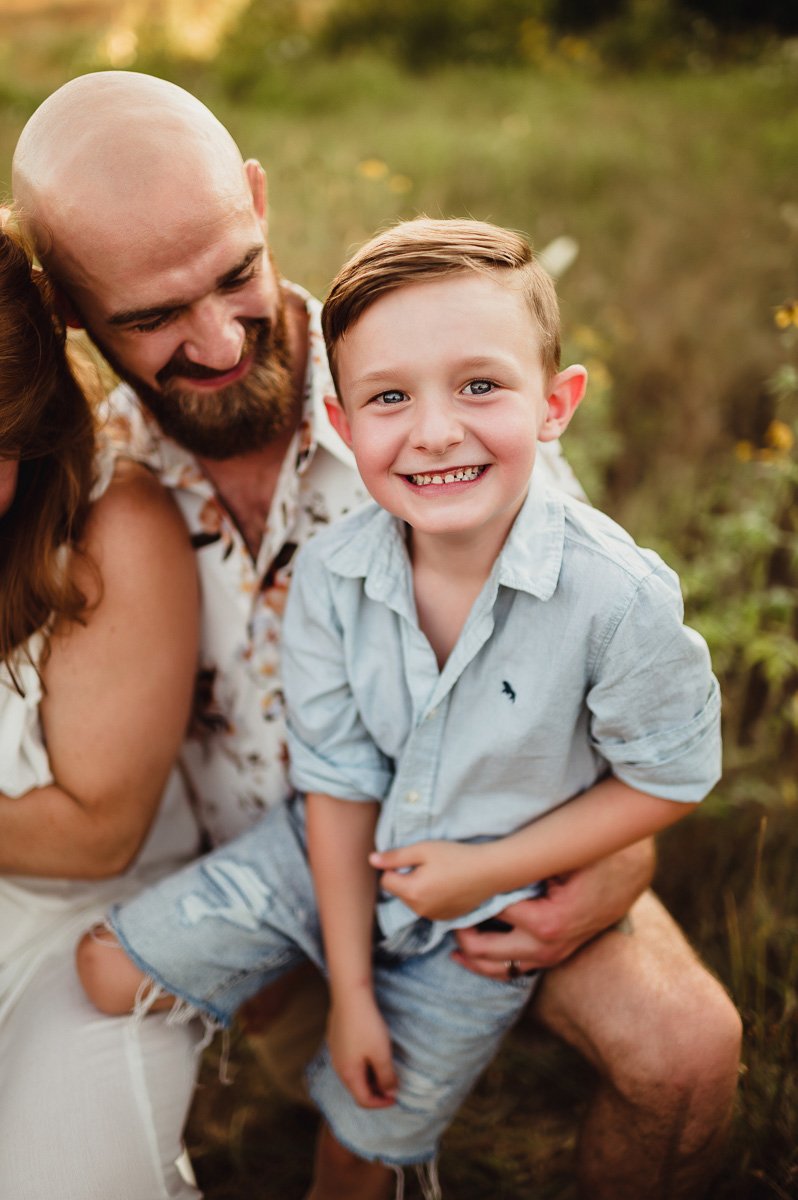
[101, 304, 296, 460]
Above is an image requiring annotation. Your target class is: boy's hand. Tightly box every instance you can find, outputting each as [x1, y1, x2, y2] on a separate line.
[328, 988, 398, 1109]
[370, 840, 490, 921]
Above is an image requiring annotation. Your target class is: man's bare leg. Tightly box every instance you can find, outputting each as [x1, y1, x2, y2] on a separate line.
[306, 1123, 394, 1200]
[533, 890, 742, 1200]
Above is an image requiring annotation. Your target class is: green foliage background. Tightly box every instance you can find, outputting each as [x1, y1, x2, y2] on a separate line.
[0, 1, 796, 1194]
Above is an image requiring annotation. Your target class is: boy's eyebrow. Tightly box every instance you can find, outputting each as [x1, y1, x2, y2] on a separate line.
[106, 245, 263, 327]
[347, 354, 519, 388]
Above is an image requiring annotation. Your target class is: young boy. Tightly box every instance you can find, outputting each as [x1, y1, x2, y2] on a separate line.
[78, 218, 721, 1199]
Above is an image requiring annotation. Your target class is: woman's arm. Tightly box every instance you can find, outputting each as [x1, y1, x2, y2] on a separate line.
[371, 778, 694, 922]
[0, 462, 198, 877]
[306, 792, 397, 1108]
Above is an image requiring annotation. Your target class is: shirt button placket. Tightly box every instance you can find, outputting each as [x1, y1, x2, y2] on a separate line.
[395, 698, 446, 841]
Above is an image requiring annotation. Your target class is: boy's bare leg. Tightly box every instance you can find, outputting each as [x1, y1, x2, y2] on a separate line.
[533, 890, 742, 1200]
[306, 1123, 394, 1200]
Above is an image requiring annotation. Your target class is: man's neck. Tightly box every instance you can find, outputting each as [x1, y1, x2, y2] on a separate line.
[197, 288, 310, 560]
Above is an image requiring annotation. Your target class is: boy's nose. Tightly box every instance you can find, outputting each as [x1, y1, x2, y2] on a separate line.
[183, 298, 246, 371]
[410, 399, 465, 455]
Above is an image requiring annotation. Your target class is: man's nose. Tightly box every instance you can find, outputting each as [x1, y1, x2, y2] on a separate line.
[183, 299, 246, 371]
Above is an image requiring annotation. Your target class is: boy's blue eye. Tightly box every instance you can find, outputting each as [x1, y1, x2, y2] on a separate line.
[375, 389, 406, 405]
[463, 379, 494, 395]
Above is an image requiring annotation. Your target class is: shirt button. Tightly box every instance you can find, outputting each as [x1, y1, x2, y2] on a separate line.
[427, 707, 438, 719]
[405, 790, 420, 805]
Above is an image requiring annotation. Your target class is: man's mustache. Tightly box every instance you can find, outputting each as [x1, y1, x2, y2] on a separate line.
[155, 319, 269, 387]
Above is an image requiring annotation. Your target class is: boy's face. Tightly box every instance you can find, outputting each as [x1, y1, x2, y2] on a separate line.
[328, 271, 585, 549]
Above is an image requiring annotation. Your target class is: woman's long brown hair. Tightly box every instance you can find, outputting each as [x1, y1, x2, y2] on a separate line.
[0, 223, 96, 687]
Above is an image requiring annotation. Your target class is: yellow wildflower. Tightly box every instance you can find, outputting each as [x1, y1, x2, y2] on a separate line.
[765, 419, 794, 452]
[357, 158, 389, 181]
[774, 301, 798, 329]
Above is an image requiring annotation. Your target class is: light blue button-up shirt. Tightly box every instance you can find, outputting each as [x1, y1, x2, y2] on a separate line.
[282, 476, 721, 948]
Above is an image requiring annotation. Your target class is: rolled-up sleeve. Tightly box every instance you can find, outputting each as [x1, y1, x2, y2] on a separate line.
[282, 545, 393, 802]
[587, 563, 722, 802]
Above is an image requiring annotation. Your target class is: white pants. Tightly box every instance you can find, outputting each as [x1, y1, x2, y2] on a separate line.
[0, 878, 204, 1200]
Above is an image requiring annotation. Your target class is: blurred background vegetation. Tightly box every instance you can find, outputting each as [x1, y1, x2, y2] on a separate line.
[0, 1, 796, 1195]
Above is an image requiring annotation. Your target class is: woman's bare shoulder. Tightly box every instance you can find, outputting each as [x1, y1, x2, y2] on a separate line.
[79, 460, 192, 586]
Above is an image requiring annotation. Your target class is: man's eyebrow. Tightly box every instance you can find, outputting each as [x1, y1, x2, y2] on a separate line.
[107, 245, 264, 327]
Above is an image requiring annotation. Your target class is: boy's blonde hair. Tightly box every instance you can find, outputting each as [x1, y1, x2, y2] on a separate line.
[322, 217, 561, 389]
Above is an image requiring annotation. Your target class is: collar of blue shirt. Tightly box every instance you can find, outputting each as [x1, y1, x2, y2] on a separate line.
[324, 472, 568, 609]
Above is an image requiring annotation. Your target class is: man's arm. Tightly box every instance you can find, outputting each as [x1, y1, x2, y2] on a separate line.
[453, 838, 656, 976]
[305, 792, 397, 1108]
[0, 463, 199, 877]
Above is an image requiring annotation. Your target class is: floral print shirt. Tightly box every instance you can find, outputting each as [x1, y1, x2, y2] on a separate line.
[104, 283, 370, 845]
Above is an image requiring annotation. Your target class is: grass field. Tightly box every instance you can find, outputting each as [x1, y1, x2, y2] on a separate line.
[0, 13, 796, 1195]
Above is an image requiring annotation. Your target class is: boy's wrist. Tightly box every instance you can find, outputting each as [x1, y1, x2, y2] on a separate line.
[329, 973, 375, 1003]
[468, 839, 513, 900]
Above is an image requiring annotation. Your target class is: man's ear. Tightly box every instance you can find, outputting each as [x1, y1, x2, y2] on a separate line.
[244, 159, 267, 223]
[42, 273, 83, 330]
[538, 364, 588, 442]
[323, 394, 353, 448]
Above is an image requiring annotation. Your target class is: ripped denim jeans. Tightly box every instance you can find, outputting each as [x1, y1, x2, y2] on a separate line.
[108, 795, 538, 1173]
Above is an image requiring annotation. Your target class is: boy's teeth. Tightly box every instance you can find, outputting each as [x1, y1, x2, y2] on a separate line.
[408, 466, 482, 486]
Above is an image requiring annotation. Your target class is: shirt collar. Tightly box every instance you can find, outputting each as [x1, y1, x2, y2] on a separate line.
[328, 469, 566, 604]
[104, 281, 356, 491]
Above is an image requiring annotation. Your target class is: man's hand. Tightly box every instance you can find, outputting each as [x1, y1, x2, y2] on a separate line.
[327, 987, 398, 1109]
[452, 840, 656, 978]
[370, 840, 490, 921]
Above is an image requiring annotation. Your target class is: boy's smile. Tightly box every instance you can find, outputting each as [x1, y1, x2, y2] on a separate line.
[330, 271, 584, 556]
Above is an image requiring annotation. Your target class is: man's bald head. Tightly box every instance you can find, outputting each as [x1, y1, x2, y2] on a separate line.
[10, 72, 295, 462]
[13, 71, 252, 289]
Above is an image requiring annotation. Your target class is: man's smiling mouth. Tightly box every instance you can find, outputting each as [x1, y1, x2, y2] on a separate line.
[404, 465, 488, 487]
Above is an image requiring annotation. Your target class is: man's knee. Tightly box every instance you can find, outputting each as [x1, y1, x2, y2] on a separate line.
[536, 892, 742, 1110]
[647, 973, 741, 1095]
[608, 970, 742, 1110]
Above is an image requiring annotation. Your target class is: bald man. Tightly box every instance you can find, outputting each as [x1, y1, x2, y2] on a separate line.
[11, 73, 740, 1200]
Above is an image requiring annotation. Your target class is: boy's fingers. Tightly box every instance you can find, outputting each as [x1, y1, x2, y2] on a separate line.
[369, 844, 426, 870]
[342, 1061, 378, 1108]
[371, 1053, 399, 1101]
[377, 869, 411, 899]
[339, 1056, 398, 1109]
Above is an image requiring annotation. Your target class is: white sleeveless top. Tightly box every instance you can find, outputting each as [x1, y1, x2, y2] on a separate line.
[0, 447, 200, 998]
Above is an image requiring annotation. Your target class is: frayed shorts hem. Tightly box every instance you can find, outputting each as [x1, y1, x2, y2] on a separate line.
[107, 904, 234, 1029]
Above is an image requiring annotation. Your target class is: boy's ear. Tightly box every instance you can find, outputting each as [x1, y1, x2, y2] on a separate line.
[323, 394, 353, 448]
[538, 364, 588, 442]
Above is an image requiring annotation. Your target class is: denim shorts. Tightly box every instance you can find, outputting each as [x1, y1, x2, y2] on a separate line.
[108, 796, 538, 1167]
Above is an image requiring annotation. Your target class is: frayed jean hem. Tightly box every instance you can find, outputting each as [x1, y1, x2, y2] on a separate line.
[107, 905, 232, 1032]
